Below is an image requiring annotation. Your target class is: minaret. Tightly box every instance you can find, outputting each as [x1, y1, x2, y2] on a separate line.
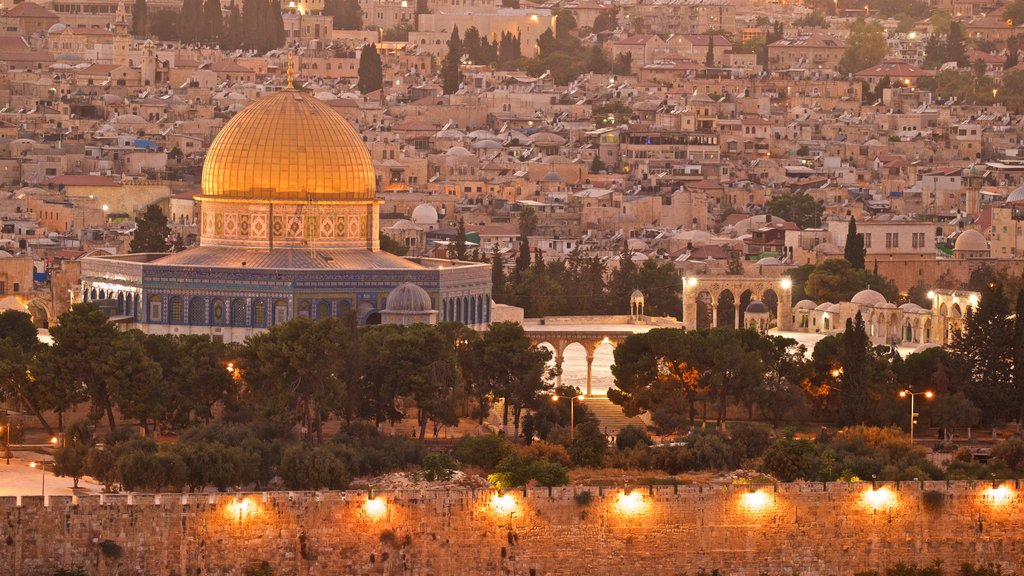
[112, 2, 130, 66]
[142, 39, 157, 87]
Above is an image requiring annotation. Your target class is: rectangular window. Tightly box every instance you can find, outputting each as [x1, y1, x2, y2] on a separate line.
[149, 299, 162, 322]
[885, 232, 899, 249]
[912, 232, 925, 248]
[863, 233, 871, 248]
[12, 283, 19, 293]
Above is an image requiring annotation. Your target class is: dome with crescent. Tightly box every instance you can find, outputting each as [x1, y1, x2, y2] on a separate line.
[201, 89, 377, 202]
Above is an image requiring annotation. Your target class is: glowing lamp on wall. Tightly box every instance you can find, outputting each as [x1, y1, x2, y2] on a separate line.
[984, 485, 1013, 506]
[862, 486, 896, 510]
[615, 491, 649, 516]
[780, 277, 792, 290]
[364, 497, 388, 519]
[740, 489, 772, 512]
[225, 496, 259, 522]
[490, 493, 517, 514]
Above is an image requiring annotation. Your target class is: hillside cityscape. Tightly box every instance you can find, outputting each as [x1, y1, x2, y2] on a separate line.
[1, 0, 1024, 573]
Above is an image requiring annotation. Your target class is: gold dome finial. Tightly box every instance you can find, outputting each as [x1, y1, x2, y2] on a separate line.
[287, 51, 294, 88]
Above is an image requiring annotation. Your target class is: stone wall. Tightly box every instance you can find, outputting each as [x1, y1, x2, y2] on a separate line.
[3, 481, 1024, 576]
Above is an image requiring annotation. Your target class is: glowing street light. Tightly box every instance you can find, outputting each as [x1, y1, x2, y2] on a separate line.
[552, 391, 585, 441]
[29, 460, 48, 497]
[899, 389, 934, 444]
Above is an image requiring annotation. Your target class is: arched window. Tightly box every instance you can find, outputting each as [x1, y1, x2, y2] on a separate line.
[230, 299, 246, 326]
[169, 297, 183, 323]
[274, 300, 288, 325]
[148, 295, 162, 323]
[297, 299, 311, 319]
[189, 297, 205, 325]
[316, 300, 331, 319]
[253, 299, 267, 326]
[210, 298, 225, 325]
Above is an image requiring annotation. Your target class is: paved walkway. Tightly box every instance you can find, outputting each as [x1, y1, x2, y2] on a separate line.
[0, 451, 103, 497]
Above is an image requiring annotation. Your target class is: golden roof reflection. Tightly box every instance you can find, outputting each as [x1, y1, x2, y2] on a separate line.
[201, 89, 377, 202]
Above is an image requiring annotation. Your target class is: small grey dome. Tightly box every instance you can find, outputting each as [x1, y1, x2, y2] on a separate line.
[953, 229, 987, 252]
[385, 283, 433, 312]
[1007, 186, 1024, 204]
[542, 170, 562, 182]
[746, 300, 769, 314]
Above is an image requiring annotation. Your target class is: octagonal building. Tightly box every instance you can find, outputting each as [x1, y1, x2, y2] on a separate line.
[79, 88, 491, 341]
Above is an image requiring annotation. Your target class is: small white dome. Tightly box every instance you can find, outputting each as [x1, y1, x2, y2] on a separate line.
[410, 203, 439, 225]
[385, 283, 433, 312]
[953, 229, 988, 252]
[827, 303, 841, 313]
[1006, 185, 1024, 204]
[446, 146, 472, 157]
[814, 302, 833, 311]
[851, 289, 887, 306]
[795, 299, 817, 310]
[47, 23, 66, 34]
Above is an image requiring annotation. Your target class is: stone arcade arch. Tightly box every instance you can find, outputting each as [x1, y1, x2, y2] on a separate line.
[526, 331, 629, 396]
[682, 276, 793, 331]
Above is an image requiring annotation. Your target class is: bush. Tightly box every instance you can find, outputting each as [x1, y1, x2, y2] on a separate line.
[687, 430, 734, 470]
[455, 434, 514, 470]
[520, 440, 571, 467]
[98, 540, 122, 559]
[332, 425, 423, 476]
[990, 437, 1024, 473]
[604, 445, 653, 470]
[486, 453, 569, 489]
[279, 444, 350, 490]
[651, 410, 687, 435]
[922, 490, 945, 514]
[648, 446, 692, 474]
[574, 490, 593, 506]
[568, 420, 607, 467]
[616, 425, 652, 450]
[760, 437, 819, 482]
[728, 422, 772, 461]
[421, 452, 455, 481]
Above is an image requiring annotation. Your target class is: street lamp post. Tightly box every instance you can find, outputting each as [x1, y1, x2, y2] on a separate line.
[552, 392, 585, 441]
[29, 461, 47, 497]
[899, 389, 934, 444]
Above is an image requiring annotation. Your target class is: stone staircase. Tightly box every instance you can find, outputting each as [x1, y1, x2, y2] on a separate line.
[582, 396, 647, 435]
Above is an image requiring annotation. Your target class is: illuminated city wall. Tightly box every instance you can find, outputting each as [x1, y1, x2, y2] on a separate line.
[1, 481, 1023, 575]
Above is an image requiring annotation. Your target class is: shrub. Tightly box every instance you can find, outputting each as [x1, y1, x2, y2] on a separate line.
[760, 437, 819, 482]
[648, 446, 692, 474]
[922, 490, 945, 514]
[687, 430, 734, 470]
[421, 452, 455, 481]
[961, 563, 1008, 576]
[574, 490, 593, 506]
[455, 435, 514, 470]
[332, 426, 423, 476]
[568, 420, 607, 467]
[616, 425, 652, 450]
[990, 437, 1024, 473]
[98, 540, 122, 559]
[519, 440, 571, 467]
[279, 444, 350, 490]
[486, 453, 569, 489]
[604, 445, 653, 470]
[729, 422, 772, 461]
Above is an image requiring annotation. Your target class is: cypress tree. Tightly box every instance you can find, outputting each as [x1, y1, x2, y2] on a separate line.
[356, 43, 383, 94]
[705, 34, 714, 67]
[491, 246, 506, 303]
[131, 0, 148, 36]
[844, 216, 865, 270]
[224, 0, 242, 50]
[838, 312, 871, 426]
[204, 0, 223, 44]
[270, 0, 286, 50]
[440, 26, 463, 94]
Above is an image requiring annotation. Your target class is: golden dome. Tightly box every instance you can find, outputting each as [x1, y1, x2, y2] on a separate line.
[201, 89, 376, 202]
